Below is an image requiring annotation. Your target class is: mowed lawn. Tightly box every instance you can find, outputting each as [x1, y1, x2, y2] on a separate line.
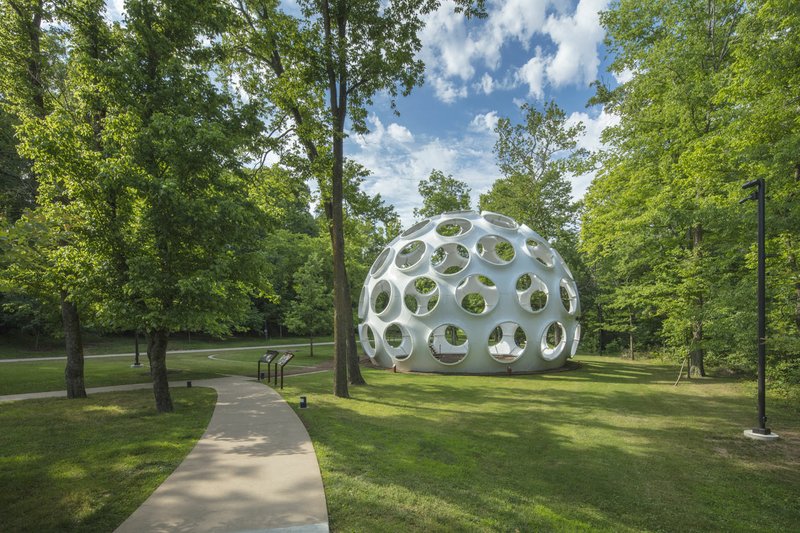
[1, 351, 797, 532]
[0, 344, 332, 396]
[0, 388, 217, 532]
[279, 356, 800, 532]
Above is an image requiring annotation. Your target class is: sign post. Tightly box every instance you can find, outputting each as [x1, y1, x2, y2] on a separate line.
[276, 352, 295, 389]
[258, 350, 279, 381]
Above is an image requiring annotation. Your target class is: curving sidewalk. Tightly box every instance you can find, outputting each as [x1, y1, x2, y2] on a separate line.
[1, 377, 329, 532]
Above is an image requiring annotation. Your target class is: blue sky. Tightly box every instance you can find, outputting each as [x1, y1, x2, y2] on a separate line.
[106, 0, 625, 227]
[348, 0, 626, 226]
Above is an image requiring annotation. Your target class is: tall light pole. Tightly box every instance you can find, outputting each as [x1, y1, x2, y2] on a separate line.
[741, 178, 778, 440]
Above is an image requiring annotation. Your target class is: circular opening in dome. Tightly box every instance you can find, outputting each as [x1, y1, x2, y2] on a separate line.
[370, 247, 394, 276]
[404, 277, 439, 316]
[428, 324, 468, 365]
[516, 273, 548, 313]
[541, 321, 566, 361]
[483, 212, 518, 229]
[436, 218, 472, 237]
[530, 291, 547, 311]
[359, 324, 376, 357]
[460, 293, 486, 314]
[560, 279, 578, 314]
[395, 240, 425, 270]
[455, 275, 498, 315]
[488, 322, 527, 363]
[358, 286, 368, 319]
[476, 235, 515, 265]
[570, 323, 581, 357]
[371, 280, 392, 315]
[431, 243, 470, 275]
[477, 275, 495, 287]
[384, 323, 412, 360]
[526, 239, 554, 268]
[401, 219, 430, 238]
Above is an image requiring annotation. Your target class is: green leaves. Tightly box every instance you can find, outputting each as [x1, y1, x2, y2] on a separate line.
[480, 100, 584, 245]
[413, 169, 471, 219]
[583, 0, 800, 372]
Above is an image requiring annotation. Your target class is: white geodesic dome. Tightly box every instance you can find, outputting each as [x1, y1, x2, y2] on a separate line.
[358, 211, 580, 373]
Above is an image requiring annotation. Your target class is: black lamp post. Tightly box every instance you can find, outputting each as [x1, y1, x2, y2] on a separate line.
[740, 178, 777, 439]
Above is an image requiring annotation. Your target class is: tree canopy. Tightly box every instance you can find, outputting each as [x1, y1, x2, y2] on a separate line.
[414, 169, 471, 219]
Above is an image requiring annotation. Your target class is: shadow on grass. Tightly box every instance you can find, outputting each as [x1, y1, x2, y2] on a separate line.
[287, 361, 800, 532]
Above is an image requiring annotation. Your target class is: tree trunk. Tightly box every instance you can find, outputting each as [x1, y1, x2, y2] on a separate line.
[597, 303, 606, 354]
[628, 310, 635, 360]
[342, 271, 366, 385]
[147, 329, 173, 413]
[689, 224, 706, 377]
[346, 311, 366, 385]
[690, 320, 706, 377]
[789, 252, 800, 334]
[330, 138, 349, 398]
[61, 291, 87, 399]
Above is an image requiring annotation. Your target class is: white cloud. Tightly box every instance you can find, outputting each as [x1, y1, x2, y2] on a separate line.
[105, 0, 125, 21]
[387, 123, 414, 143]
[354, 115, 386, 148]
[471, 0, 550, 69]
[566, 108, 619, 152]
[420, 0, 608, 103]
[431, 77, 469, 103]
[479, 73, 495, 95]
[420, 2, 476, 80]
[347, 119, 501, 225]
[565, 107, 619, 198]
[614, 68, 635, 85]
[517, 50, 547, 99]
[469, 111, 500, 133]
[543, 0, 608, 88]
[420, 0, 553, 103]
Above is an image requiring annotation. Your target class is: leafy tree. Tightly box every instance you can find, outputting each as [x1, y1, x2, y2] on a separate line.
[721, 0, 800, 368]
[586, 0, 747, 375]
[0, 107, 34, 222]
[226, 0, 485, 397]
[480, 101, 586, 246]
[0, 0, 90, 398]
[285, 252, 332, 356]
[477, 100, 596, 346]
[19, 0, 272, 412]
[413, 169, 471, 219]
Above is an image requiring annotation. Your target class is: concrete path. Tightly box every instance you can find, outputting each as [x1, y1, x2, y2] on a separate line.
[0, 341, 334, 363]
[0, 377, 329, 532]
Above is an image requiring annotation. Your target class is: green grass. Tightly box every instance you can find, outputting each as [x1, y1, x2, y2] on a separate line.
[0, 387, 217, 532]
[278, 356, 800, 532]
[0, 331, 333, 359]
[0, 344, 333, 395]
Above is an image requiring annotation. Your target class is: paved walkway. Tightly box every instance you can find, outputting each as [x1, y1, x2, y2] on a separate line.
[0, 341, 334, 363]
[1, 377, 329, 532]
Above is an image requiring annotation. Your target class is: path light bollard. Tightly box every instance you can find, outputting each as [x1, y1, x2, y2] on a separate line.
[300, 396, 308, 409]
[187, 381, 192, 388]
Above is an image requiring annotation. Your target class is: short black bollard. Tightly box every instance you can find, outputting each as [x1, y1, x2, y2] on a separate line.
[187, 381, 192, 388]
[260, 372, 265, 380]
[300, 396, 308, 409]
